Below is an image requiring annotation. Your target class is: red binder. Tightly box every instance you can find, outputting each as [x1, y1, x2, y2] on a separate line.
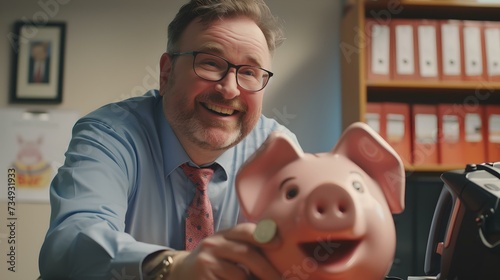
[366, 102, 412, 165]
[365, 102, 383, 135]
[437, 104, 465, 165]
[484, 105, 500, 162]
[463, 106, 486, 164]
[365, 18, 392, 81]
[461, 20, 487, 81]
[383, 103, 412, 165]
[391, 19, 419, 80]
[483, 21, 500, 82]
[439, 20, 464, 81]
[412, 105, 438, 165]
[416, 19, 441, 81]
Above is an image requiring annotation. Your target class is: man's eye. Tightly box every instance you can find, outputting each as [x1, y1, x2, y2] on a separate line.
[241, 68, 257, 77]
[199, 59, 223, 69]
[203, 61, 217, 67]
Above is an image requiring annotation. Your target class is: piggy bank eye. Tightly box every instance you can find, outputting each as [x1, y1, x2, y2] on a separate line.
[352, 181, 364, 193]
[285, 187, 299, 200]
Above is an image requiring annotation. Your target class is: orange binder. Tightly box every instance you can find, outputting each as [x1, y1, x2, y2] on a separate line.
[461, 20, 487, 81]
[365, 18, 392, 81]
[416, 19, 441, 81]
[437, 104, 465, 165]
[391, 19, 419, 80]
[463, 106, 486, 164]
[483, 21, 500, 82]
[484, 105, 500, 162]
[365, 102, 383, 135]
[439, 20, 464, 81]
[366, 102, 412, 164]
[412, 105, 438, 165]
[383, 103, 412, 165]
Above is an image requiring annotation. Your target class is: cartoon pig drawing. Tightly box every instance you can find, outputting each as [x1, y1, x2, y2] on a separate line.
[11, 135, 53, 188]
[235, 122, 405, 280]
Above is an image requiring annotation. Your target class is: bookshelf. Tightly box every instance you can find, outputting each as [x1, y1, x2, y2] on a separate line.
[340, 0, 500, 172]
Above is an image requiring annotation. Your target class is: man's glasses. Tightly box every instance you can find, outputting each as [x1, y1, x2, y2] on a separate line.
[169, 51, 273, 92]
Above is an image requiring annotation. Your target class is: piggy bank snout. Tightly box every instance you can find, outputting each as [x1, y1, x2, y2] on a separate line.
[305, 184, 357, 232]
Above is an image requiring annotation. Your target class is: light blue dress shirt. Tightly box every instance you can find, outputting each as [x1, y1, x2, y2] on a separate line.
[39, 90, 299, 279]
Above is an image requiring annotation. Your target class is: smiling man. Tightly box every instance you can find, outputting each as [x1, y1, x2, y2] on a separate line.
[38, 1, 299, 279]
[160, 15, 272, 163]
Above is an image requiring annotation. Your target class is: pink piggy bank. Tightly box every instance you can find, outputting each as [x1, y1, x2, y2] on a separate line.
[235, 122, 405, 280]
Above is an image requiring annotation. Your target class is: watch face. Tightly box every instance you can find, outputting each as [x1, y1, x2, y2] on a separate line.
[146, 255, 173, 279]
[165, 255, 174, 267]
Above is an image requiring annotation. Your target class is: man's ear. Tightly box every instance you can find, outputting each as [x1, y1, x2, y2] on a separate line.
[159, 52, 172, 96]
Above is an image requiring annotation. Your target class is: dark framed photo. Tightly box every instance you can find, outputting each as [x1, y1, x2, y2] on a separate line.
[10, 21, 66, 104]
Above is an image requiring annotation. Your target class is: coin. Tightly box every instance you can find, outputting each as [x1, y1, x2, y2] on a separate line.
[253, 218, 277, 244]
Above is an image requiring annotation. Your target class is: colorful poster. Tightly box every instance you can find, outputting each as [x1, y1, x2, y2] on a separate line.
[0, 108, 78, 202]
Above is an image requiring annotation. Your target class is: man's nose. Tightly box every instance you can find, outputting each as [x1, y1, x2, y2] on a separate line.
[215, 69, 241, 99]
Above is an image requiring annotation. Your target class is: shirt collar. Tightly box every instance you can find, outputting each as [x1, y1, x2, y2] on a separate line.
[156, 98, 190, 177]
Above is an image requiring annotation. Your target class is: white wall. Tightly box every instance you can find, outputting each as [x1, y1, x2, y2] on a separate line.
[0, 1, 342, 279]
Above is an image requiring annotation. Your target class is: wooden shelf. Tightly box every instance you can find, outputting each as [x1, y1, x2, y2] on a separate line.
[363, 0, 500, 21]
[366, 0, 500, 9]
[367, 81, 500, 91]
[366, 81, 500, 104]
[405, 164, 465, 173]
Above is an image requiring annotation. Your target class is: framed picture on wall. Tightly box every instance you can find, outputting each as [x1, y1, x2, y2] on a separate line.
[9, 21, 66, 104]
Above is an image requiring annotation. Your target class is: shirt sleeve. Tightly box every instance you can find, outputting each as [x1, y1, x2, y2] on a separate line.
[39, 118, 167, 280]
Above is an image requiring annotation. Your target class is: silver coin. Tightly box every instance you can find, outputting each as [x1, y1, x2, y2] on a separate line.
[253, 218, 277, 244]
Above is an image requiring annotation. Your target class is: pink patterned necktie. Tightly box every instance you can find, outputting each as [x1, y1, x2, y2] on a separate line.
[181, 163, 215, 251]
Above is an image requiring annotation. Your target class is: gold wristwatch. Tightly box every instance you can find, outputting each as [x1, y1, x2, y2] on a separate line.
[145, 252, 175, 280]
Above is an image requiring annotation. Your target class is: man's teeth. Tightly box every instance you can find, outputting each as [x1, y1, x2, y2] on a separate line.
[206, 104, 235, 115]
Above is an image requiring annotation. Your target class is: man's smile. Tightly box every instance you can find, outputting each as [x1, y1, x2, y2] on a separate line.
[203, 102, 240, 116]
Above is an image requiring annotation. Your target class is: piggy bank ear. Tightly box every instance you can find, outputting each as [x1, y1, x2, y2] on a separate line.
[332, 122, 406, 213]
[236, 132, 303, 221]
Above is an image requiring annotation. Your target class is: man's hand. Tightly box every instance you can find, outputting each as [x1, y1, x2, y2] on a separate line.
[169, 222, 282, 280]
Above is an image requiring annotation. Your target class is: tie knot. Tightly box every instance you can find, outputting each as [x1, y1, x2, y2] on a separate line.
[181, 163, 215, 191]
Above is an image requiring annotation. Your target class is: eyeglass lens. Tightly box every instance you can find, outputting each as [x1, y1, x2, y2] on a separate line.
[193, 53, 270, 91]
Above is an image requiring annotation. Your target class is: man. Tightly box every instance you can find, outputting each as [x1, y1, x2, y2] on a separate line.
[39, 0, 299, 279]
[29, 41, 50, 84]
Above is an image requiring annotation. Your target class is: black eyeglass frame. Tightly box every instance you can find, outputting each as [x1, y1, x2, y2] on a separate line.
[169, 51, 274, 92]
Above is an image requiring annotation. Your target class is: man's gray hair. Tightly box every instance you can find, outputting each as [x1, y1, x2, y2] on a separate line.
[167, 0, 285, 54]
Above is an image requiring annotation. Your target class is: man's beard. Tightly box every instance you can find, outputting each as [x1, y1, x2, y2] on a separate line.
[172, 109, 244, 151]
